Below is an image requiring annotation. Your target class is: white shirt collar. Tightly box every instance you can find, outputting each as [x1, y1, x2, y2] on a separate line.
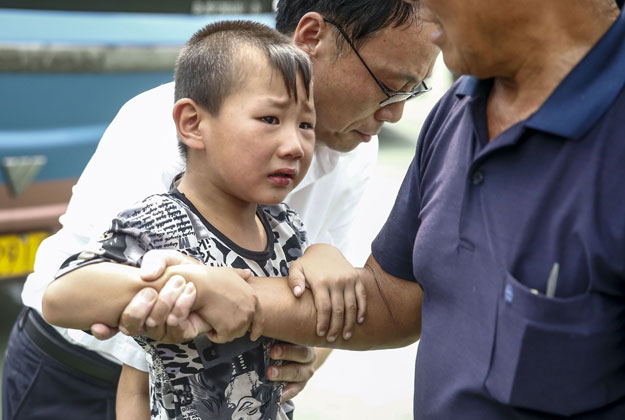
[292, 141, 341, 193]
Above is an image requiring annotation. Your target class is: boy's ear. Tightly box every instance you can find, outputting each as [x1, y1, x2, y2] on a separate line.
[292, 12, 330, 57]
[172, 98, 206, 151]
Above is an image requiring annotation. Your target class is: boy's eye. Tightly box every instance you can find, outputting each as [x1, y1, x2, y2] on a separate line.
[261, 116, 279, 125]
[299, 122, 314, 130]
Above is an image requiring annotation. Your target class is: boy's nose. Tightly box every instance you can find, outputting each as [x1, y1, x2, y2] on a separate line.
[277, 131, 305, 159]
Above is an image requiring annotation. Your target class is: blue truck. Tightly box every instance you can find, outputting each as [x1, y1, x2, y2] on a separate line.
[0, 1, 274, 281]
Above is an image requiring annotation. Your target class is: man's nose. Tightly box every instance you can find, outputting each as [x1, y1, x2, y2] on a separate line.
[374, 100, 406, 123]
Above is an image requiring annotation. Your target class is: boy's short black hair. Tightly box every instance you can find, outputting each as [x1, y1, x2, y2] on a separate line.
[175, 20, 312, 115]
[174, 20, 313, 157]
[275, 0, 418, 49]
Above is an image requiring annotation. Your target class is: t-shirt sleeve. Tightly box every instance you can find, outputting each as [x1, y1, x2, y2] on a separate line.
[54, 197, 164, 279]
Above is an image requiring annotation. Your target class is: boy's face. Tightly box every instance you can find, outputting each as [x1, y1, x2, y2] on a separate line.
[198, 52, 315, 206]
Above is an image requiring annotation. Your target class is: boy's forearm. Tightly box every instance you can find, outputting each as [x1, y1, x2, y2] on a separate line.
[43, 262, 168, 329]
[117, 364, 150, 420]
[250, 255, 423, 350]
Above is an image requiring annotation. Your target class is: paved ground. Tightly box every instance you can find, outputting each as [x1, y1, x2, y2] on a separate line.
[0, 56, 453, 418]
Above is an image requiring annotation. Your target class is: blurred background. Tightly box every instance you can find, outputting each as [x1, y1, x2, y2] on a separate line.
[0, 2, 453, 418]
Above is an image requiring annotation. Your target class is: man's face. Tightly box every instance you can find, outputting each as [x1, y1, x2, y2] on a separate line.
[405, 0, 529, 77]
[310, 20, 439, 152]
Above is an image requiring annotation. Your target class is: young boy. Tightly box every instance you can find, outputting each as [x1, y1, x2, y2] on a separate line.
[42, 20, 316, 419]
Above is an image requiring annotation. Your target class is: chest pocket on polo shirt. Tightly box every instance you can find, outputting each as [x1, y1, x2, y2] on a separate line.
[484, 271, 625, 416]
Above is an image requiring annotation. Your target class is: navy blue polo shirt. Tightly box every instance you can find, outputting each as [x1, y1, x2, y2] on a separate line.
[372, 9, 625, 420]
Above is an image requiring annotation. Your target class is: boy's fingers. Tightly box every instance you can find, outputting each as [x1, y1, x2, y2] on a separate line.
[313, 288, 331, 337]
[119, 287, 158, 335]
[355, 281, 367, 324]
[342, 287, 358, 340]
[145, 275, 186, 333]
[326, 287, 345, 343]
[287, 262, 307, 297]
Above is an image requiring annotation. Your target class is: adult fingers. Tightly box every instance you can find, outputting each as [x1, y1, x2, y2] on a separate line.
[118, 287, 158, 335]
[163, 313, 200, 343]
[206, 315, 251, 344]
[144, 275, 186, 338]
[90, 323, 118, 340]
[166, 282, 196, 328]
[269, 343, 315, 364]
[266, 361, 314, 384]
[280, 382, 307, 403]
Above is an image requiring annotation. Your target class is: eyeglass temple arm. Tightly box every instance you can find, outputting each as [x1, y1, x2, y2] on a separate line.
[322, 17, 393, 97]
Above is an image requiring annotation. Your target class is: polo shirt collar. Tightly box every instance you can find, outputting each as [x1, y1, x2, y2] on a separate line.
[455, 9, 625, 141]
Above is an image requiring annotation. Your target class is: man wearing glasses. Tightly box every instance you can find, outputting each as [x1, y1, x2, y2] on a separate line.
[2, 1, 439, 419]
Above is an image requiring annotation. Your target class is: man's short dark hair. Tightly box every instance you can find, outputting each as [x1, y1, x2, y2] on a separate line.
[275, 0, 418, 49]
[175, 20, 312, 116]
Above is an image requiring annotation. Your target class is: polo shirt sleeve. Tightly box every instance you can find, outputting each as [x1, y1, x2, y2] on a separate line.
[371, 100, 443, 284]
[371, 156, 421, 283]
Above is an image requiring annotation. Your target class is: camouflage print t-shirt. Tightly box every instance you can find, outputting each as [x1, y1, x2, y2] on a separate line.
[57, 189, 308, 420]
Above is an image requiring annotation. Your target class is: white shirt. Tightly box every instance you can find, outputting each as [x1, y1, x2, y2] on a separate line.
[22, 82, 379, 369]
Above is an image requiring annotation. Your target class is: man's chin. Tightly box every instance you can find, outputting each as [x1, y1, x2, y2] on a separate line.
[318, 131, 366, 153]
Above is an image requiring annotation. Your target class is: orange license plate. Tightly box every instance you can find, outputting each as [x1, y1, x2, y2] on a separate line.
[0, 231, 49, 280]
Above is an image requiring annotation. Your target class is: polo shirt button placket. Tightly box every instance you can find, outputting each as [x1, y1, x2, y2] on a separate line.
[471, 169, 485, 185]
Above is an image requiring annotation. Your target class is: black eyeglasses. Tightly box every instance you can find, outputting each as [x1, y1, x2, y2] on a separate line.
[323, 17, 431, 107]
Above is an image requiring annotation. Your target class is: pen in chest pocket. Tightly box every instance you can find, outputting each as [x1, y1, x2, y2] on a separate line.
[545, 262, 559, 298]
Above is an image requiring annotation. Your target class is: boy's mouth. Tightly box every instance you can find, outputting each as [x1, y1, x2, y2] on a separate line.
[270, 168, 296, 178]
[268, 168, 296, 186]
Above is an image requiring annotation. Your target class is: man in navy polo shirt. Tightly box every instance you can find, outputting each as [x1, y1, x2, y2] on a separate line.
[366, 0, 625, 418]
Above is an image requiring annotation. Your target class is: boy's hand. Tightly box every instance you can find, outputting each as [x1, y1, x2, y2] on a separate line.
[287, 244, 367, 342]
